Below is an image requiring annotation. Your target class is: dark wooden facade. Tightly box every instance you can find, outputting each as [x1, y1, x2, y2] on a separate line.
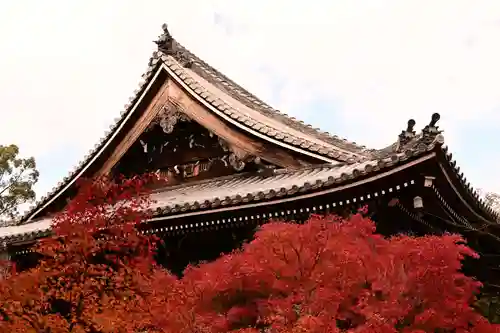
[1, 24, 499, 288]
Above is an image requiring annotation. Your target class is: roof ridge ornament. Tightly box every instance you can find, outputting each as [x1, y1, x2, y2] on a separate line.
[398, 119, 416, 146]
[395, 119, 416, 152]
[154, 23, 193, 68]
[421, 113, 443, 144]
[395, 113, 443, 153]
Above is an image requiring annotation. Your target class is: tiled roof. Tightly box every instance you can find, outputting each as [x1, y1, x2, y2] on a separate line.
[16, 24, 496, 241]
[150, 155, 413, 215]
[1, 134, 444, 244]
[0, 218, 52, 245]
[19, 24, 373, 223]
[169, 37, 372, 160]
[164, 56, 367, 162]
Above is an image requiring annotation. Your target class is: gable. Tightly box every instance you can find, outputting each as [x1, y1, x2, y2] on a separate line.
[114, 103, 278, 185]
[21, 24, 375, 223]
[22, 69, 313, 221]
[96, 74, 313, 178]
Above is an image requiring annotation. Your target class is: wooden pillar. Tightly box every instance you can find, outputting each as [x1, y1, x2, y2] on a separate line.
[0, 249, 10, 279]
[0, 250, 9, 261]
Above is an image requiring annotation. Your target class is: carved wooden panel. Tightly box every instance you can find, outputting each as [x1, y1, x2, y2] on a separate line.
[103, 76, 306, 183]
[164, 80, 304, 169]
[115, 111, 275, 184]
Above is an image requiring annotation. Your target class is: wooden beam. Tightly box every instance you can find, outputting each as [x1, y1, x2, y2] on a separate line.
[97, 76, 305, 177]
[165, 80, 303, 168]
[96, 81, 170, 177]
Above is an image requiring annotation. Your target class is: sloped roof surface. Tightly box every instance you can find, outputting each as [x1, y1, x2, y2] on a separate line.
[167, 32, 371, 159]
[1, 133, 442, 244]
[4, 114, 499, 244]
[11, 24, 498, 240]
[19, 24, 374, 223]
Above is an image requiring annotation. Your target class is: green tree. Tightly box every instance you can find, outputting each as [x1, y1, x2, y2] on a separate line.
[0, 144, 38, 225]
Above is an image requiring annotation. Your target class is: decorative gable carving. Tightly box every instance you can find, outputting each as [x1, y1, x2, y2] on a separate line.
[114, 103, 276, 185]
[147, 102, 190, 134]
[155, 24, 193, 68]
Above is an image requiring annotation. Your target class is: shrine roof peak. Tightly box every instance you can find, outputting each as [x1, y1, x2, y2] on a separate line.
[149, 24, 373, 160]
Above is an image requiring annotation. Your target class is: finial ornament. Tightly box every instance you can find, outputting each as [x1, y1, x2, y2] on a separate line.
[154, 24, 173, 49]
[154, 23, 193, 68]
[422, 112, 443, 143]
[397, 118, 416, 148]
[406, 119, 416, 133]
[429, 113, 440, 127]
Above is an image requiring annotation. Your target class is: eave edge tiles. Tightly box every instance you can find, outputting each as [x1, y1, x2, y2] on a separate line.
[2, 136, 443, 244]
[15, 23, 497, 235]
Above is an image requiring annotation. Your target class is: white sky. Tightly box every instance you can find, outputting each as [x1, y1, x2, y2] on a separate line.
[0, 0, 499, 199]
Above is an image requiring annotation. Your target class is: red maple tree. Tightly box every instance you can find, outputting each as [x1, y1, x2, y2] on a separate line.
[0, 174, 174, 333]
[167, 212, 500, 333]
[0, 173, 497, 332]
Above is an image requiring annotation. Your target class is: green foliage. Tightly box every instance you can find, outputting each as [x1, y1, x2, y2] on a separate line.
[0, 144, 38, 224]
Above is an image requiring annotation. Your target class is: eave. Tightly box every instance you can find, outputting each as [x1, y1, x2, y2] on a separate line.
[160, 59, 358, 163]
[11, 24, 497, 247]
[436, 146, 500, 223]
[3, 135, 444, 245]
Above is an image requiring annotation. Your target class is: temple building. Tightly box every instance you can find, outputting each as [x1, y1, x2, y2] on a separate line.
[1, 25, 499, 282]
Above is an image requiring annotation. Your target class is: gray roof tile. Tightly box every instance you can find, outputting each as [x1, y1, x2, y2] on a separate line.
[17, 24, 493, 236]
[2, 137, 444, 244]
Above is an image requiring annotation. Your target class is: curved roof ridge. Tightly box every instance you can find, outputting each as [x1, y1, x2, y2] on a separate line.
[154, 24, 372, 157]
[165, 57, 365, 162]
[18, 56, 165, 223]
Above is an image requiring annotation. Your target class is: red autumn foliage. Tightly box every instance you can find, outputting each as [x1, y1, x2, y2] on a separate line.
[0, 174, 173, 333]
[0, 174, 497, 332]
[160, 212, 500, 333]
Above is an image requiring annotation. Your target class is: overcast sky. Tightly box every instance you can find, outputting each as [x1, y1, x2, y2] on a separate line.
[0, 0, 499, 203]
